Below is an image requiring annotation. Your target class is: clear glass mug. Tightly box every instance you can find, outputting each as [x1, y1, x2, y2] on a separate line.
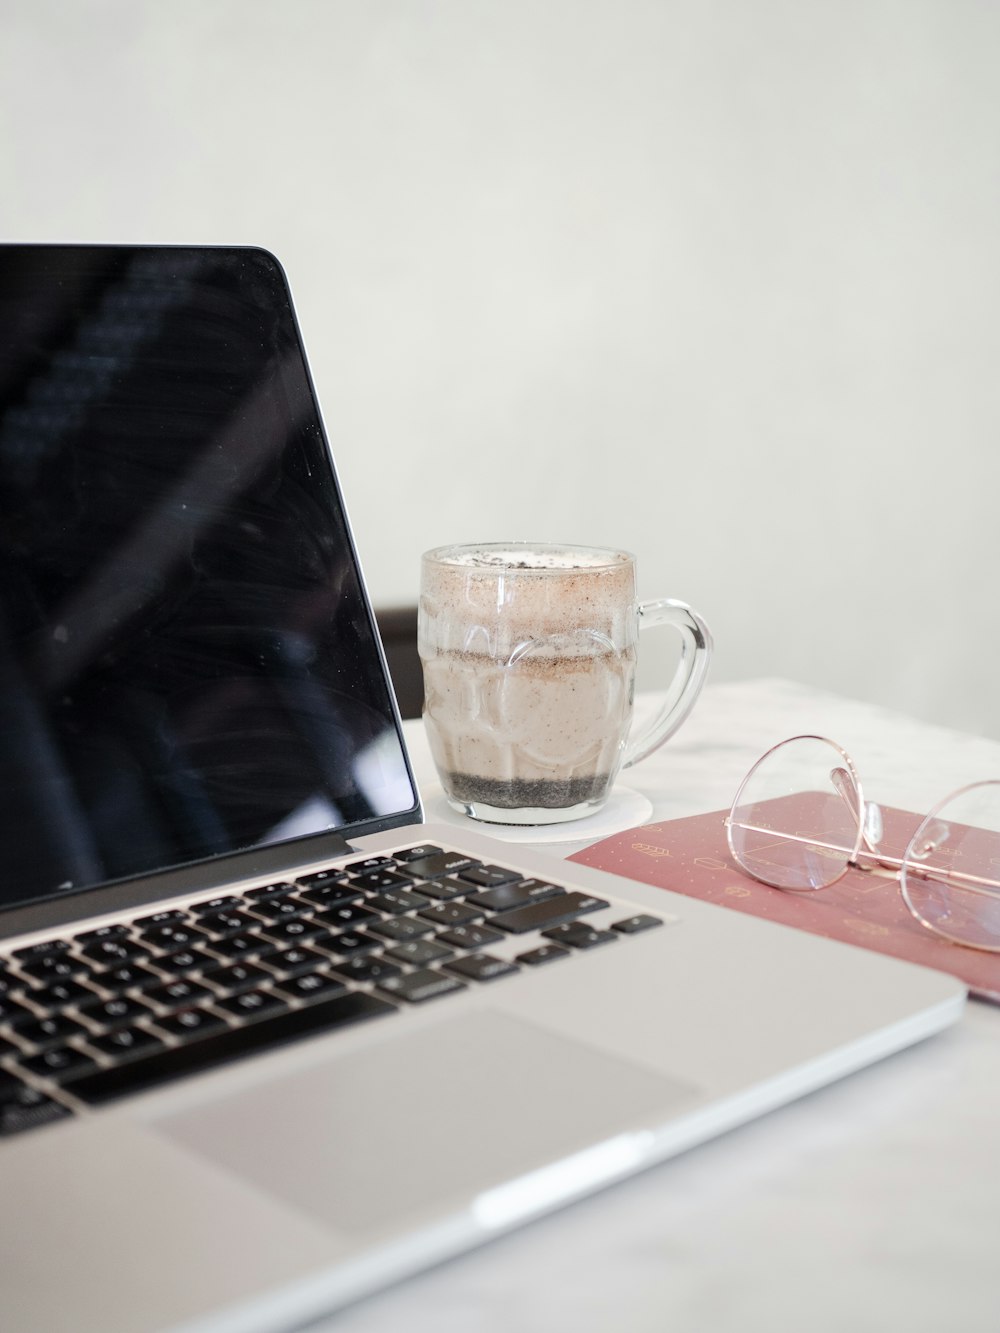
[418, 542, 713, 824]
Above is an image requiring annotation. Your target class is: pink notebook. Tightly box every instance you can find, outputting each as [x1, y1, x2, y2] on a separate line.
[570, 800, 1000, 1003]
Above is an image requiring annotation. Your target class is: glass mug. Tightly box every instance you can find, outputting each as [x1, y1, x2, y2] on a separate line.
[417, 542, 713, 825]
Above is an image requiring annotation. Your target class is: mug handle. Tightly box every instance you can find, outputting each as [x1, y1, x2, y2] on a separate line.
[621, 599, 713, 769]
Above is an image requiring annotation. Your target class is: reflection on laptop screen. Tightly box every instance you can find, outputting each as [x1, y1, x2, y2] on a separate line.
[0, 245, 418, 910]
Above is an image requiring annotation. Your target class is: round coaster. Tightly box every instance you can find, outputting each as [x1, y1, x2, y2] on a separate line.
[421, 785, 653, 844]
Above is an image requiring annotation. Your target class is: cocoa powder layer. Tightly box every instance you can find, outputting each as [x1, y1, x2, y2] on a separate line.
[444, 772, 612, 809]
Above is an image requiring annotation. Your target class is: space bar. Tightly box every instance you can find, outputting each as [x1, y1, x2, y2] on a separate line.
[63, 992, 397, 1106]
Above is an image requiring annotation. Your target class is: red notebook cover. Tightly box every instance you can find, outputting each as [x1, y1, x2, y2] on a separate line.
[569, 801, 1000, 1003]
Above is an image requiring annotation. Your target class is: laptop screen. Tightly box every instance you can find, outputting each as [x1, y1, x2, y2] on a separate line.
[0, 245, 419, 911]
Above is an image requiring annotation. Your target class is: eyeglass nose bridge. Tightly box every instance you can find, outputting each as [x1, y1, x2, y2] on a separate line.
[829, 764, 884, 855]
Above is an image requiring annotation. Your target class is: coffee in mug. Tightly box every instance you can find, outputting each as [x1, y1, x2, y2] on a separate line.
[418, 543, 712, 825]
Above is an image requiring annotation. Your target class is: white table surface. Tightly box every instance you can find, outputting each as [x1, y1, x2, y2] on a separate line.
[323, 678, 1000, 1333]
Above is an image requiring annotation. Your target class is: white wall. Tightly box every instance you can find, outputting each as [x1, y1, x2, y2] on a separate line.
[4, 0, 999, 737]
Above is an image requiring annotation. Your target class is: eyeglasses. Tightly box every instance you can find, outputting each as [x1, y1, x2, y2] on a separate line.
[725, 735, 1000, 953]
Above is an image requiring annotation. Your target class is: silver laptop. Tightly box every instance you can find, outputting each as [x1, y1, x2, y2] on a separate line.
[0, 245, 964, 1333]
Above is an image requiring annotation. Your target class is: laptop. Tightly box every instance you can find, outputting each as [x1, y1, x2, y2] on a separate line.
[0, 245, 965, 1333]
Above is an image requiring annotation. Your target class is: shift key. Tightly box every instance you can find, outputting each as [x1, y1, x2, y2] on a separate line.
[491, 892, 609, 934]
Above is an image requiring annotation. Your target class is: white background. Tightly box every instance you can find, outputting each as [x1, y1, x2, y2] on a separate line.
[3, 1, 998, 737]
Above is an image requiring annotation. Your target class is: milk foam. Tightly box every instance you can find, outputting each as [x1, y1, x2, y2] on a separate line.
[420, 544, 637, 646]
[436, 544, 627, 572]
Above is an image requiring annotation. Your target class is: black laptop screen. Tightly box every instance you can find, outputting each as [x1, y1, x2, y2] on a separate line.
[0, 245, 418, 910]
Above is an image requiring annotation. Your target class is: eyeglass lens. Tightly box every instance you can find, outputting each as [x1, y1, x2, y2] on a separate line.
[728, 736, 863, 890]
[902, 783, 1000, 951]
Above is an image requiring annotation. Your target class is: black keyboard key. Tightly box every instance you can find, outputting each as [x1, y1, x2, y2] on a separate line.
[215, 989, 287, 1022]
[366, 888, 431, 915]
[266, 945, 331, 977]
[349, 868, 415, 892]
[78, 996, 153, 1029]
[404, 851, 476, 880]
[140, 923, 209, 951]
[346, 855, 395, 874]
[146, 979, 213, 1011]
[318, 930, 382, 958]
[437, 924, 505, 951]
[156, 1008, 229, 1041]
[12, 938, 71, 962]
[517, 944, 571, 966]
[367, 916, 435, 944]
[154, 947, 218, 976]
[513, 877, 566, 898]
[0, 1073, 70, 1135]
[314, 903, 380, 931]
[134, 909, 190, 928]
[206, 932, 274, 962]
[457, 863, 523, 889]
[417, 902, 484, 929]
[249, 896, 311, 922]
[542, 922, 618, 950]
[22, 1046, 99, 1081]
[444, 954, 519, 983]
[414, 876, 472, 902]
[491, 892, 609, 935]
[19, 955, 89, 983]
[467, 881, 564, 912]
[75, 923, 131, 946]
[257, 918, 328, 946]
[393, 844, 444, 862]
[91, 963, 164, 994]
[198, 910, 259, 938]
[27, 979, 99, 1010]
[377, 969, 467, 1004]
[13, 1014, 89, 1047]
[79, 938, 149, 966]
[244, 880, 297, 902]
[272, 972, 349, 1003]
[89, 1026, 166, 1060]
[384, 938, 454, 967]
[295, 868, 348, 891]
[0, 996, 37, 1027]
[612, 914, 664, 934]
[65, 991, 395, 1105]
[295, 882, 361, 909]
[189, 895, 244, 915]
[201, 963, 273, 996]
[329, 957, 403, 986]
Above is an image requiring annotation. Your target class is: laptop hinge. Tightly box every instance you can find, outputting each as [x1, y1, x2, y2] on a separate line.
[325, 833, 360, 858]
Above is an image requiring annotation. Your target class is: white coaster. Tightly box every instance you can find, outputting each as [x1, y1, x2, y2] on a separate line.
[420, 785, 654, 844]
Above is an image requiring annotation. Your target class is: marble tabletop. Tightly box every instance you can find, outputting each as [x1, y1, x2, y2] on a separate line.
[322, 679, 1000, 1333]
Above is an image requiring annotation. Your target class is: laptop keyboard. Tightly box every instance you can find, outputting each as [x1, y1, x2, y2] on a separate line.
[0, 843, 664, 1137]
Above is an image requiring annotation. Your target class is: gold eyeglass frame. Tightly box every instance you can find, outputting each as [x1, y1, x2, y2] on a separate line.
[724, 734, 1000, 953]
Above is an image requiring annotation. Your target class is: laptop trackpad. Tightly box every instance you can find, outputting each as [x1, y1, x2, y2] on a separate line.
[160, 1010, 695, 1237]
